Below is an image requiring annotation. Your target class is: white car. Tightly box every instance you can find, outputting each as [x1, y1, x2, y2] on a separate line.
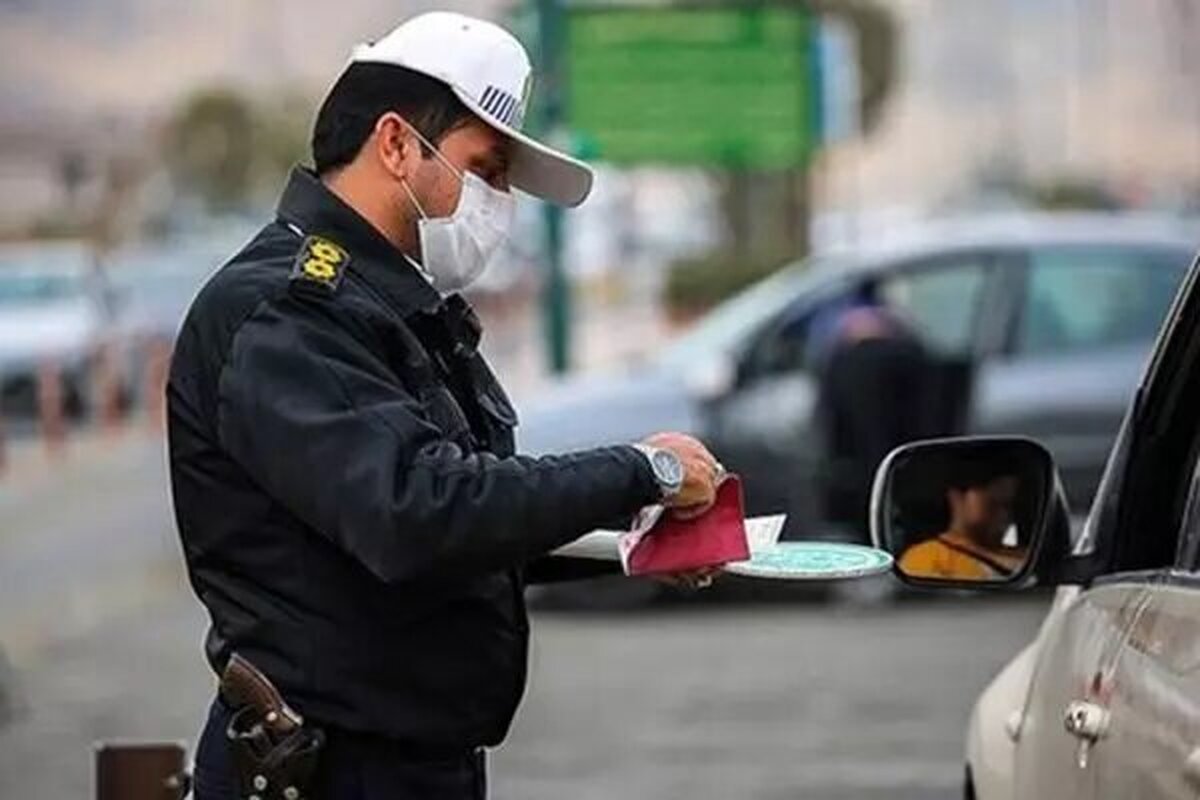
[0, 243, 122, 417]
[871, 245, 1200, 799]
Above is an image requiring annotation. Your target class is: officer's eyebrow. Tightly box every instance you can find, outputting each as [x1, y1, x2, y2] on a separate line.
[468, 143, 511, 189]
[472, 143, 509, 173]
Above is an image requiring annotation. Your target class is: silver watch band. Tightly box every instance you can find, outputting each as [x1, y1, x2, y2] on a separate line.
[631, 443, 683, 500]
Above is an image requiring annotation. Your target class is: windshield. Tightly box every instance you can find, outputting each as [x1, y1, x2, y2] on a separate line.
[656, 256, 847, 370]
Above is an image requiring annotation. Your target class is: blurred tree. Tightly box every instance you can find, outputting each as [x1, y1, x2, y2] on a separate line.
[719, 0, 897, 270]
[164, 87, 315, 212]
[254, 92, 313, 190]
[1027, 178, 1121, 211]
[165, 89, 257, 212]
[664, 249, 788, 323]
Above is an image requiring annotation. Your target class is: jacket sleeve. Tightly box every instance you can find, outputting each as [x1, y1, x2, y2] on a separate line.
[524, 555, 623, 584]
[216, 293, 659, 584]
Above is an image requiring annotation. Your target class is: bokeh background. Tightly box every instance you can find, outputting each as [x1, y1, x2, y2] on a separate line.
[1, 1, 1198, 798]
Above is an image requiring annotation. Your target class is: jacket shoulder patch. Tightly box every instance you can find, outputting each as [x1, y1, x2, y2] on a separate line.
[290, 235, 349, 293]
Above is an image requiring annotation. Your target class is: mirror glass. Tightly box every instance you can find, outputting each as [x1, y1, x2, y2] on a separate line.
[875, 438, 1052, 584]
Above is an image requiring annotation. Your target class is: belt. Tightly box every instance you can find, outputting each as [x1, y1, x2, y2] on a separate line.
[216, 695, 480, 764]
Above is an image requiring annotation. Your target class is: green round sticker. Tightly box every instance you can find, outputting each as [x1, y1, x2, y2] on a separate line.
[725, 542, 894, 581]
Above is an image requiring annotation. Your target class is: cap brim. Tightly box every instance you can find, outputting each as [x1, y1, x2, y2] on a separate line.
[451, 86, 593, 207]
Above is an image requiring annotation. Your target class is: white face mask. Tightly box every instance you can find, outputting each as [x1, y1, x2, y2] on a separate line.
[400, 128, 515, 295]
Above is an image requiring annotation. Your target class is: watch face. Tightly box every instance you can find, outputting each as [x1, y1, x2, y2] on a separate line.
[653, 449, 685, 488]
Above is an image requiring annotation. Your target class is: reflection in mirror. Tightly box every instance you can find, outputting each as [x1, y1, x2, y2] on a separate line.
[876, 439, 1052, 584]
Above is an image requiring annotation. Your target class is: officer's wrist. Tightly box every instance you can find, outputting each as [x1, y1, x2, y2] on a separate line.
[622, 444, 665, 505]
[630, 443, 684, 502]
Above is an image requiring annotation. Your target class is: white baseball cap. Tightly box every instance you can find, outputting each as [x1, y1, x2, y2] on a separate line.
[349, 11, 593, 207]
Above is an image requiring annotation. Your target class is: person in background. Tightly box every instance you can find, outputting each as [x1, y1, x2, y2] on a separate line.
[816, 302, 931, 539]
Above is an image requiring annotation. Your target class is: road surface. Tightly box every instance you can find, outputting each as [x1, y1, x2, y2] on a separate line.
[0, 434, 1046, 798]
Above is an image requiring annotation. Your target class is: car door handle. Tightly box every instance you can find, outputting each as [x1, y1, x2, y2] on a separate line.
[1063, 700, 1109, 769]
[1064, 700, 1109, 741]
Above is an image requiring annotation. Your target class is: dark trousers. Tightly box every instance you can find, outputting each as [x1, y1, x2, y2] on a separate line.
[192, 699, 487, 800]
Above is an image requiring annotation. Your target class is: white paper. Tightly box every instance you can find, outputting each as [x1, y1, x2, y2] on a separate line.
[552, 513, 788, 567]
[553, 530, 623, 561]
[743, 514, 788, 553]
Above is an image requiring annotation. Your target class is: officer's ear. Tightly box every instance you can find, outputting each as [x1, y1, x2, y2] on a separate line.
[373, 113, 421, 182]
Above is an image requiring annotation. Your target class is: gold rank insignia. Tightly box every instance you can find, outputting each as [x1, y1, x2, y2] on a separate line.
[290, 235, 349, 292]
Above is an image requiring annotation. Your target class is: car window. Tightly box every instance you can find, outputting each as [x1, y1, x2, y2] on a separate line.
[1079, 251, 1200, 574]
[656, 255, 848, 371]
[0, 273, 84, 306]
[736, 283, 862, 380]
[1016, 247, 1187, 357]
[878, 259, 990, 356]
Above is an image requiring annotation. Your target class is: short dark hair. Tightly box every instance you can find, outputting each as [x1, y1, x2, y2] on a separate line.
[311, 62, 472, 176]
[948, 454, 1019, 491]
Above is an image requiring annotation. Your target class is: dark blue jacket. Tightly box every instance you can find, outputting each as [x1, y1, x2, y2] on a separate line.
[167, 168, 657, 748]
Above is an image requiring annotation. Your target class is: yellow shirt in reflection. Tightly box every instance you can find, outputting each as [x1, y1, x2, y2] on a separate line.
[899, 534, 1025, 580]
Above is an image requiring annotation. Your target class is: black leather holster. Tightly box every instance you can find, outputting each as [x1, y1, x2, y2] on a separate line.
[220, 653, 324, 800]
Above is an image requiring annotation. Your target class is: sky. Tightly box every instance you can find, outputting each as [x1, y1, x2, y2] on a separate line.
[1, 0, 1197, 222]
[0, 0, 502, 123]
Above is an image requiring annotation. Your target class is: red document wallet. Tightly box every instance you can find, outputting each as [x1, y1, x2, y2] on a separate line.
[618, 475, 751, 576]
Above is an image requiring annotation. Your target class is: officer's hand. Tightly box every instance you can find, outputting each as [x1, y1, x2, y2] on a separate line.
[640, 432, 721, 519]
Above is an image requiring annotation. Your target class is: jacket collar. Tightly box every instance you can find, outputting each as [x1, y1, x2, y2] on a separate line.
[275, 167, 441, 316]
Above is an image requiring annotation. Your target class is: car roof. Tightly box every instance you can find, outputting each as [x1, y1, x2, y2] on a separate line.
[815, 212, 1200, 274]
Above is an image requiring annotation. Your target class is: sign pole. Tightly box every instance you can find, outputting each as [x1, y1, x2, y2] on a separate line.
[536, 0, 571, 374]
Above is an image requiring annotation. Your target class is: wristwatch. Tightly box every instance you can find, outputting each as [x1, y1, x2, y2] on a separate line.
[632, 444, 685, 501]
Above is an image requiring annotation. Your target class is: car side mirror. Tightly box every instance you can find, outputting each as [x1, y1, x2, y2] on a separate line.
[870, 436, 1058, 589]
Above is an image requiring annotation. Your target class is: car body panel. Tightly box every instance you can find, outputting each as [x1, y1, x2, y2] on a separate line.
[966, 586, 1081, 800]
[969, 344, 1152, 509]
[1009, 584, 1144, 799]
[1088, 579, 1200, 798]
[966, 640, 1033, 800]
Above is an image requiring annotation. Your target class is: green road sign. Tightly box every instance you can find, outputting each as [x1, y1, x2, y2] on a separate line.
[565, 5, 818, 169]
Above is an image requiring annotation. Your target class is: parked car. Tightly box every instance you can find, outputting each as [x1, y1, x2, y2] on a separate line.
[110, 227, 253, 348]
[871, 241, 1200, 798]
[520, 214, 1197, 542]
[0, 243, 125, 418]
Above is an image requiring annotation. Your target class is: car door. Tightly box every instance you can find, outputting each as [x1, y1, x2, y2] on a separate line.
[710, 253, 999, 536]
[705, 279, 854, 533]
[1013, 249, 1200, 800]
[1087, 457, 1200, 800]
[874, 251, 1008, 429]
[875, 251, 1006, 368]
[971, 245, 1189, 509]
[1090, 573, 1200, 799]
[1013, 577, 1155, 799]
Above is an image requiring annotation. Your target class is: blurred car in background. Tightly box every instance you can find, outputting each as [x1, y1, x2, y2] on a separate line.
[519, 214, 1197, 602]
[108, 241, 223, 402]
[0, 243, 125, 419]
[110, 222, 256, 347]
[0, 232, 235, 424]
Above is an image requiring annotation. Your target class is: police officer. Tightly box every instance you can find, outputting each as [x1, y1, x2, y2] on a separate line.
[169, 12, 722, 800]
